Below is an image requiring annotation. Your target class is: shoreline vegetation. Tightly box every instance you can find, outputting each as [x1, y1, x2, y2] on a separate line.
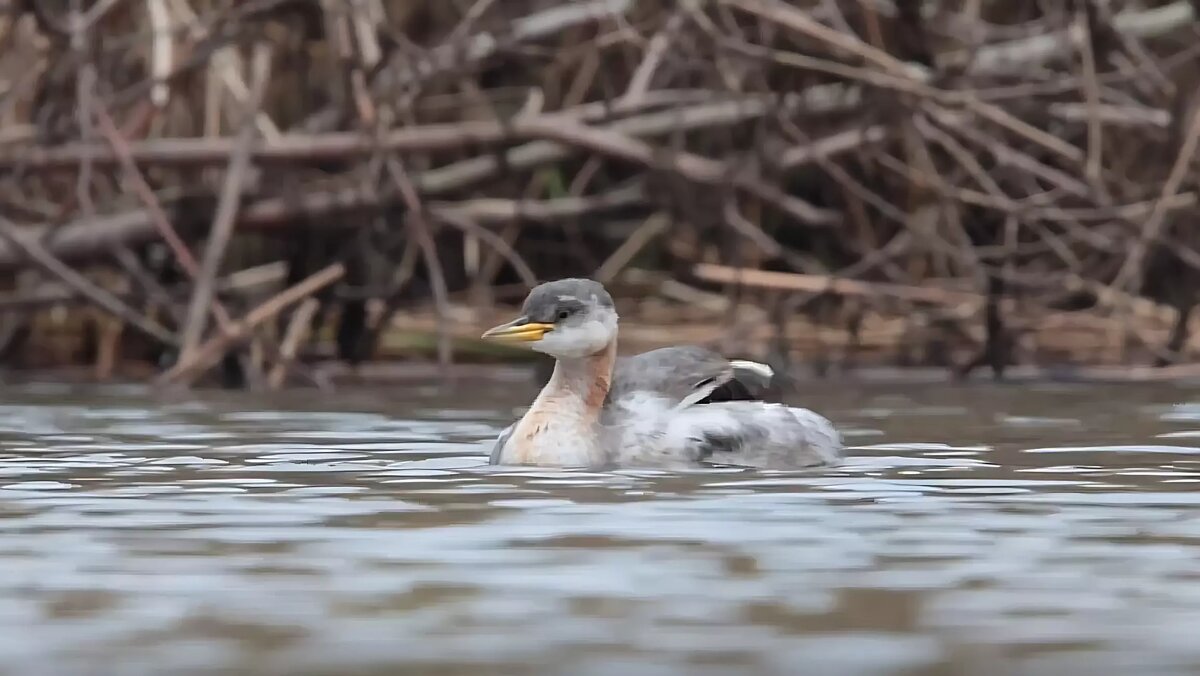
[2, 1, 1200, 389]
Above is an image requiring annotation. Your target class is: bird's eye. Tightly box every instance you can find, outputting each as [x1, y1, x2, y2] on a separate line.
[557, 309, 570, 320]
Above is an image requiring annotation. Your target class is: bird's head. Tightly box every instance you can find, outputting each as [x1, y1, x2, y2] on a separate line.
[481, 278, 618, 359]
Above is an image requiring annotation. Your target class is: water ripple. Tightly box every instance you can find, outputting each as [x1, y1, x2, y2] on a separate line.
[0, 382, 1197, 674]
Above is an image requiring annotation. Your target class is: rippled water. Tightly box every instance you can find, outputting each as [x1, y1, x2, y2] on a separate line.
[4, 375, 1200, 675]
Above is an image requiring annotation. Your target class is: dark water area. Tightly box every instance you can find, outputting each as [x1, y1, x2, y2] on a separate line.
[3, 374, 1200, 675]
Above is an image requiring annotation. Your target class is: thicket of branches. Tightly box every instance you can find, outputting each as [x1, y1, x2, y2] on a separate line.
[0, 0, 1199, 387]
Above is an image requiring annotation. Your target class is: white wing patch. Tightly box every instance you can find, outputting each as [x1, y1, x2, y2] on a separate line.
[728, 359, 774, 381]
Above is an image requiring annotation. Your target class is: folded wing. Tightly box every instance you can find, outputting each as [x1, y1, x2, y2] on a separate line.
[606, 346, 841, 469]
[609, 345, 770, 408]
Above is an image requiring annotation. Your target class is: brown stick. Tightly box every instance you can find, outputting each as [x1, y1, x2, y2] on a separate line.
[158, 263, 345, 386]
[267, 297, 319, 389]
[0, 121, 520, 170]
[0, 218, 177, 345]
[1113, 100, 1200, 291]
[693, 263, 982, 306]
[384, 156, 454, 367]
[0, 97, 784, 271]
[0, 92, 757, 171]
[780, 124, 889, 169]
[433, 210, 538, 287]
[511, 118, 838, 225]
[427, 182, 645, 224]
[179, 44, 271, 360]
[719, 0, 918, 78]
[0, 264, 285, 310]
[722, 0, 1085, 165]
[93, 309, 124, 380]
[367, 0, 634, 102]
[594, 212, 670, 283]
[92, 105, 204, 276]
[92, 101, 235, 329]
[622, 12, 684, 106]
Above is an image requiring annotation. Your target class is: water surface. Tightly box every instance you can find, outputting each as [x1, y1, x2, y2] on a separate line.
[2, 375, 1200, 675]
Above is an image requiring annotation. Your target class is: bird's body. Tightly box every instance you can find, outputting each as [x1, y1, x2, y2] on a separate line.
[482, 278, 841, 469]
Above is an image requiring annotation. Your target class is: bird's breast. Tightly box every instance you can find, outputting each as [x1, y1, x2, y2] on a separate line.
[503, 397, 604, 466]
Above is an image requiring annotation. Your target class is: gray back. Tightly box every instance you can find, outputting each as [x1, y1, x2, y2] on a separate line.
[608, 345, 732, 405]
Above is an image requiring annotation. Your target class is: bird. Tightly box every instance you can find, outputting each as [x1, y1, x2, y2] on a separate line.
[479, 277, 841, 469]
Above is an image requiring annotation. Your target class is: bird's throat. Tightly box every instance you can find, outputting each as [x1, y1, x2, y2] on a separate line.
[506, 340, 616, 466]
[543, 338, 616, 415]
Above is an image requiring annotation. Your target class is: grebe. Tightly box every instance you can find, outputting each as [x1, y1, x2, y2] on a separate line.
[480, 278, 841, 469]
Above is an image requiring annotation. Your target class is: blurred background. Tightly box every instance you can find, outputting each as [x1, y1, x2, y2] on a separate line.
[5, 4, 1200, 676]
[2, 0, 1199, 389]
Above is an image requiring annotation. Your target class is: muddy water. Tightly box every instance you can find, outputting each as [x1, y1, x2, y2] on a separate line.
[2, 374, 1200, 675]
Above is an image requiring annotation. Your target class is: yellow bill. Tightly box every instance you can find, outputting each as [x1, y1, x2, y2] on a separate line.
[481, 317, 554, 342]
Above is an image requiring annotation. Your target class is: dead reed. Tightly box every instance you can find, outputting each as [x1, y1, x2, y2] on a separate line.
[0, 0, 1198, 386]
